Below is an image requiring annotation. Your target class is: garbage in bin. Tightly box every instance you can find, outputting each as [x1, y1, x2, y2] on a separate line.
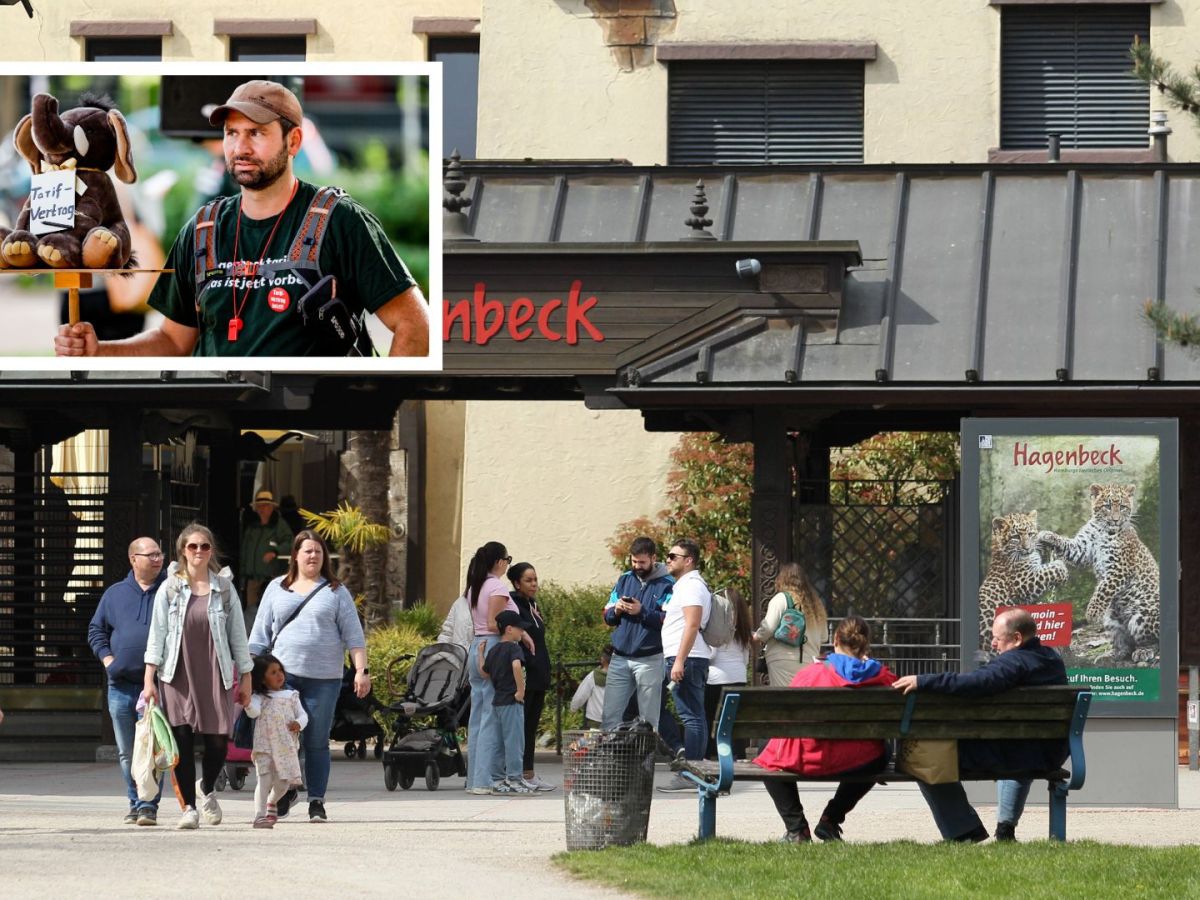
[562, 719, 657, 850]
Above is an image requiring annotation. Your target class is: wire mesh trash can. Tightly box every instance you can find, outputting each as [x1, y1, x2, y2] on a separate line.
[562, 721, 657, 850]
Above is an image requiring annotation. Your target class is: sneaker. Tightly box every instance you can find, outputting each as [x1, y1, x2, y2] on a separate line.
[276, 788, 298, 820]
[177, 807, 199, 830]
[467, 786, 493, 795]
[524, 775, 557, 792]
[952, 824, 990, 843]
[196, 779, 222, 825]
[252, 815, 274, 829]
[657, 773, 694, 793]
[123, 808, 139, 825]
[136, 808, 158, 827]
[781, 825, 813, 844]
[994, 822, 1017, 842]
[308, 800, 327, 822]
[490, 779, 533, 795]
[814, 817, 843, 842]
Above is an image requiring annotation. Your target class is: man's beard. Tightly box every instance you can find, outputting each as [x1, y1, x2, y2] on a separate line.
[227, 142, 290, 190]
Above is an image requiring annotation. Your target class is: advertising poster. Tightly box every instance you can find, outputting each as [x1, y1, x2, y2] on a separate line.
[962, 419, 1178, 715]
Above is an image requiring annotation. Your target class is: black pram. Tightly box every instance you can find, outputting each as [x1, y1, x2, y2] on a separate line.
[381, 642, 470, 791]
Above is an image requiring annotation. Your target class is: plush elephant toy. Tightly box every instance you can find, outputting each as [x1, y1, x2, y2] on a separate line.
[0, 92, 137, 270]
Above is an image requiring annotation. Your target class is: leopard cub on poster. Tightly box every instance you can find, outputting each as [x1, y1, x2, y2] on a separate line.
[1037, 483, 1159, 663]
[978, 510, 1069, 654]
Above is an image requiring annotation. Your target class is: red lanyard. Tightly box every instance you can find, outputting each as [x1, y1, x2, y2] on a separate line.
[227, 178, 299, 342]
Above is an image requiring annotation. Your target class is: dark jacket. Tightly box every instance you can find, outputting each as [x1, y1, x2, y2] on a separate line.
[511, 591, 551, 691]
[603, 564, 673, 658]
[240, 511, 293, 581]
[87, 568, 167, 685]
[917, 635, 1069, 773]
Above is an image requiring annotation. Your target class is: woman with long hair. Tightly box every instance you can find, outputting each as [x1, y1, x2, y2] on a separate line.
[144, 523, 252, 830]
[704, 587, 753, 759]
[248, 529, 369, 823]
[754, 615, 897, 842]
[506, 562, 555, 791]
[464, 541, 524, 794]
[753, 562, 828, 686]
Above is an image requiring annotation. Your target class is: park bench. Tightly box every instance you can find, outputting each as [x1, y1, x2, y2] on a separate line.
[672, 684, 1091, 841]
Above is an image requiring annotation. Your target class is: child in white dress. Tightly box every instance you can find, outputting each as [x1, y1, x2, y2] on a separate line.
[246, 653, 307, 828]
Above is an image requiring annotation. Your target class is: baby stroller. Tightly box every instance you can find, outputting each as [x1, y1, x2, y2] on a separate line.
[381, 642, 470, 792]
[215, 687, 252, 791]
[331, 665, 387, 759]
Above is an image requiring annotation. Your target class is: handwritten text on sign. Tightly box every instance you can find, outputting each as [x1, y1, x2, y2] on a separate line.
[998, 603, 1073, 647]
[28, 171, 76, 236]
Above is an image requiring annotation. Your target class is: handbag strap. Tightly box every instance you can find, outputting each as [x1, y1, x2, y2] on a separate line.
[267, 579, 327, 652]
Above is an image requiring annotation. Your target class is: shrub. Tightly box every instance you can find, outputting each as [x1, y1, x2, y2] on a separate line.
[393, 602, 442, 641]
[538, 581, 615, 741]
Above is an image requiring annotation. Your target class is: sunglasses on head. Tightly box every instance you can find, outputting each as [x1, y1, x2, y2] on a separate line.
[185, 542, 212, 552]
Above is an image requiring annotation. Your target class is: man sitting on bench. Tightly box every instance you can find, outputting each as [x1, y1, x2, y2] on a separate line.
[892, 608, 1069, 843]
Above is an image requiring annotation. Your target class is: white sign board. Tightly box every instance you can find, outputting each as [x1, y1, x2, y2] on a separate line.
[28, 171, 75, 236]
[1189, 700, 1198, 729]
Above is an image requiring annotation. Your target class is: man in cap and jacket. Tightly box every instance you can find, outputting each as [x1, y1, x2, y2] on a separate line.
[240, 489, 293, 628]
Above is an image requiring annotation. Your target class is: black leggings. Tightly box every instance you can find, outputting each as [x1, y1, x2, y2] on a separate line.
[172, 726, 229, 808]
[522, 688, 546, 774]
[763, 753, 889, 832]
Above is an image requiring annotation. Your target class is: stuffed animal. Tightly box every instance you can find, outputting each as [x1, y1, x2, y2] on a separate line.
[0, 92, 136, 270]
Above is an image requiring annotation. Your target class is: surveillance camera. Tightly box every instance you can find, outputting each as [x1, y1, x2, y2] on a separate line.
[0, 0, 34, 17]
[734, 258, 762, 280]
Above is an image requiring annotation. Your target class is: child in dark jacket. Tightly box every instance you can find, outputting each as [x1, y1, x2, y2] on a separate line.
[481, 610, 533, 795]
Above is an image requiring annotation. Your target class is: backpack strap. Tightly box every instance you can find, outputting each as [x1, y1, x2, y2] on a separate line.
[287, 185, 345, 267]
[192, 197, 226, 291]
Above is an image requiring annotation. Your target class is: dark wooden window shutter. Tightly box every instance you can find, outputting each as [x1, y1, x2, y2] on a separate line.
[668, 60, 864, 164]
[1001, 5, 1150, 150]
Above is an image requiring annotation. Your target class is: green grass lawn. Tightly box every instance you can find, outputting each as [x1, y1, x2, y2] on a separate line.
[554, 839, 1200, 899]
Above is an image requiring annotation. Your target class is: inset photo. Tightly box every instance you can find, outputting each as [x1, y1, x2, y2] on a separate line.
[0, 66, 438, 367]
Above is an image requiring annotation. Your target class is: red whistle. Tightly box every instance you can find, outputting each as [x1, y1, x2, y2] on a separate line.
[228, 317, 243, 342]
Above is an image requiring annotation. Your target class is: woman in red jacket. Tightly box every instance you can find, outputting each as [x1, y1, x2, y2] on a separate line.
[753, 615, 896, 842]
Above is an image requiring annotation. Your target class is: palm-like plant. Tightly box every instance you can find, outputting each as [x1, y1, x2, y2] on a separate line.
[300, 501, 391, 553]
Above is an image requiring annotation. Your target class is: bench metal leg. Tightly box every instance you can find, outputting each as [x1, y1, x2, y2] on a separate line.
[1048, 781, 1067, 841]
[698, 788, 717, 840]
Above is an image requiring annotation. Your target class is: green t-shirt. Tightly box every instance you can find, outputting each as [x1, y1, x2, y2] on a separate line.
[148, 180, 417, 357]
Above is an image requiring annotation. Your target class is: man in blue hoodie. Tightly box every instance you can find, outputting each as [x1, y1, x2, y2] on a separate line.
[601, 536, 673, 730]
[88, 536, 167, 826]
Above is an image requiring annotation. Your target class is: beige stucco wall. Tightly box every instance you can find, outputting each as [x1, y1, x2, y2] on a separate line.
[424, 400, 467, 615]
[3, 0, 480, 61]
[454, 401, 679, 590]
[478, 0, 1200, 164]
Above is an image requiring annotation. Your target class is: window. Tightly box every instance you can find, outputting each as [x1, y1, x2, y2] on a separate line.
[228, 36, 306, 61]
[84, 37, 161, 61]
[429, 37, 479, 159]
[1000, 5, 1150, 150]
[668, 61, 864, 164]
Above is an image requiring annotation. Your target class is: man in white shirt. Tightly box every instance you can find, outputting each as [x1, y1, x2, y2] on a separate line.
[657, 538, 713, 791]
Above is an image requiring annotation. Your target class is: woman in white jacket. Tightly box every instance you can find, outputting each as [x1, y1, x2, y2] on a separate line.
[144, 523, 252, 830]
[753, 563, 828, 687]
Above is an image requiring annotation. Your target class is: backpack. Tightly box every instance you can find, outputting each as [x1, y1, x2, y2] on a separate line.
[773, 592, 807, 648]
[701, 587, 736, 648]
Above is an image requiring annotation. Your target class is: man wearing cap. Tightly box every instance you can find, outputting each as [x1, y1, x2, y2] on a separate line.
[240, 489, 293, 627]
[54, 79, 429, 358]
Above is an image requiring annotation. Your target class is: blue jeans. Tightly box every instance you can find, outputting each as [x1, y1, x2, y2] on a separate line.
[601, 652, 663, 730]
[997, 778, 1032, 826]
[494, 702, 525, 781]
[108, 681, 161, 810]
[467, 635, 504, 789]
[658, 656, 709, 760]
[286, 673, 341, 802]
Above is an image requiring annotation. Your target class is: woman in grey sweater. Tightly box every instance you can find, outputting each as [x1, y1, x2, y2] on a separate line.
[249, 530, 370, 824]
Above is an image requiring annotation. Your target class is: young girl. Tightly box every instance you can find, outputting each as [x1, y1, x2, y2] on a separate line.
[246, 654, 307, 828]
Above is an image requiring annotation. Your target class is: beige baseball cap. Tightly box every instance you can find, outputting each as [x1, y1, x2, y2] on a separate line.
[208, 80, 302, 127]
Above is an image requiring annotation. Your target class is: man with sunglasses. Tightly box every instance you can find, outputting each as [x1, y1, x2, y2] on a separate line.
[657, 538, 714, 792]
[87, 537, 168, 826]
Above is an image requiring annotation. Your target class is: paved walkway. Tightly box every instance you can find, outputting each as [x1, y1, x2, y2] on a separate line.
[2, 756, 1199, 898]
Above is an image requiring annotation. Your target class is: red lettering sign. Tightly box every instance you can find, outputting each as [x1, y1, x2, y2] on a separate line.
[997, 604, 1073, 647]
[443, 280, 605, 345]
[267, 287, 290, 313]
